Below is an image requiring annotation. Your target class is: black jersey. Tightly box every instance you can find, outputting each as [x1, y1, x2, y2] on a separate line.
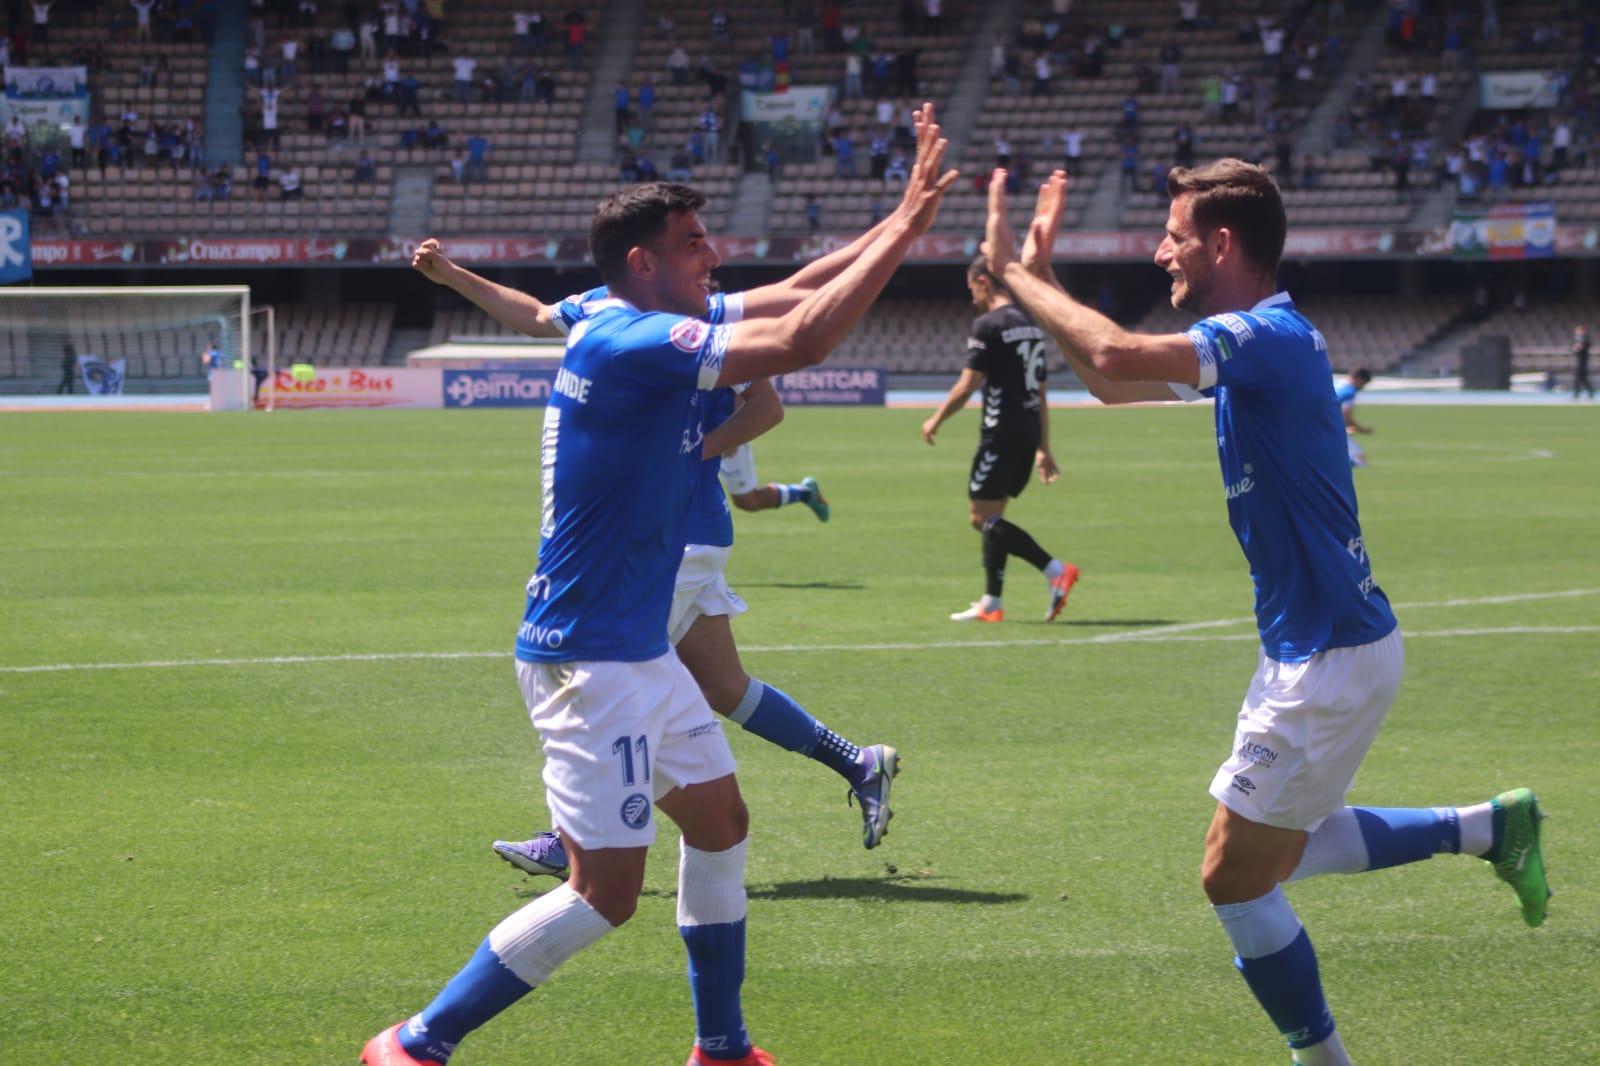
[964, 303, 1048, 441]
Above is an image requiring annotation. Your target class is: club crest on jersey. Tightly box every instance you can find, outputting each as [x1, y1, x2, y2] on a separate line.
[620, 793, 651, 830]
[670, 318, 710, 352]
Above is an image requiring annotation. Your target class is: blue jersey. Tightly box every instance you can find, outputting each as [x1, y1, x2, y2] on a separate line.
[1184, 293, 1396, 661]
[1335, 381, 1358, 409]
[516, 298, 729, 663]
[552, 286, 742, 549]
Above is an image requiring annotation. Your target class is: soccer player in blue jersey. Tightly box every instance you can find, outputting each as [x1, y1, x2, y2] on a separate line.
[412, 222, 899, 856]
[1336, 367, 1372, 468]
[363, 113, 956, 1066]
[982, 162, 1549, 1066]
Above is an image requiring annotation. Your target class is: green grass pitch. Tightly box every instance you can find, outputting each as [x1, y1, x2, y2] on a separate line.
[2, 403, 1596, 1064]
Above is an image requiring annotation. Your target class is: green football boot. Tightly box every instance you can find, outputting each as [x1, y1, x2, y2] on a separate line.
[1483, 787, 1551, 928]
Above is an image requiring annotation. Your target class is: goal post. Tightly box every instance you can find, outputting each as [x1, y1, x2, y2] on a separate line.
[0, 285, 251, 402]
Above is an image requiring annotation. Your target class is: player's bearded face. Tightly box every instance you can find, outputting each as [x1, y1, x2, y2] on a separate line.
[1157, 195, 1212, 314]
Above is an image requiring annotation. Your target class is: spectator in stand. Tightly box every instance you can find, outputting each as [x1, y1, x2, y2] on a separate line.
[637, 79, 655, 131]
[700, 102, 721, 162]
[923, 0, 942, 35]
[352, 150, 376, 184]
[1299, 156, 1320, 189]
[1122, 94, 1140, 135]
[1119, 135, 1140, 192]
[306, 84, 325, 132]
[253, 149, 273, 195]
[844, 50, 863, 99]
[1178, 0, 1199, 31]
[279, 37, 301, 86]
[347, 92, 366, 143]
[244, 43, 262, 85]
[666, 144, 692, 182]
[1060, 126, 1084, 175]
[423, 118, 447, 149]
[711, 6, 730, 43]
[613, 81, 631, 136]
[1160, 40, 1183, 94]
[1032, 52, 1051, 96]
[212, 163, 232, 200]
[465, 132, 490, 185]
[668, 45, 690, 86]
[453, 51, 477, 103]
[564, 10, 588, 71]
[397, 71, 421, 117]
[260, 85, 281, 148]
[512, 11, 536, 55]
[278, 165, 302, 199]
[67, 114, 86, 170]
[330, 22, 355, 73]
[834, 127, 856, 175]
[884, 148, 909, 185]
[1173, 120, 1196, 169]
[131, 0, 155, 43]
[359, 12, 377, 61]
[806, 192, 821, 230]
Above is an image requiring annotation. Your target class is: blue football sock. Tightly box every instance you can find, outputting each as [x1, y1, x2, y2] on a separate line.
[679, 840, 752, 1061]
[681, 919, 751, 1059]
[774, 482, 812, 506]
[727, 677, 859, 781]
[1351, 805, 1461, 869]
[400, 940, 533, 1062]
[1215, 887, 1336, 1051]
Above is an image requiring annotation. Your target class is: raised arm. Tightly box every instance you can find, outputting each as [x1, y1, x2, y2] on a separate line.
[411, 237, 566, 338]
[987, 171, 1193, 405]
[736, 105, 939, 318]
[717, 105, 958, 385]
[703, 377, 784, 458]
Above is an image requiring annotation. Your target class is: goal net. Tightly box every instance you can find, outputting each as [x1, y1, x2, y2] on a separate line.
[0, 286, 250, 400]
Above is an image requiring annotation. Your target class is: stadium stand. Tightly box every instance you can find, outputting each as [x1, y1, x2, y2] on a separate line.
[5, 0, 1600, 390]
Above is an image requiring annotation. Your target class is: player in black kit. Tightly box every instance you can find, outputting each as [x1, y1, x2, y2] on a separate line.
[921, 256, 1080, 622]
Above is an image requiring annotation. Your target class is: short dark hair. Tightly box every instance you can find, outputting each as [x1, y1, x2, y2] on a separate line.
[589, 182, 708, 284]
[967, 253, 1009, 294]
[1166, 159, 1287, 277]
[1351, 367, 1372, 385]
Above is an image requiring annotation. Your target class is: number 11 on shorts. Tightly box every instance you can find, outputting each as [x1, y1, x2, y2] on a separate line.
[613, 735, 651, 786]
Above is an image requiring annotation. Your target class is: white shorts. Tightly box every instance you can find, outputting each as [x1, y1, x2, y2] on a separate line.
[668, 543, 747, 645]
[1209, 627, 1404, 832]
[718, 443, 759, 496]
[1346, 434, 1368, 468]
[516, 653, 737, 849]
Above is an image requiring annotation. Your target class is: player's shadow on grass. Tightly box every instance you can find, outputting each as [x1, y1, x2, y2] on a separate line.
[746, 876, 1026, 905]
[736, 581, 866, 591]
[515, 878, 1026, 905]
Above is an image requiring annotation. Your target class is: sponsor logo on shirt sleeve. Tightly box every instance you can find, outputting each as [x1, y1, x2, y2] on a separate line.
[696, 324, 731, 389]
[670, 317, 712, 352]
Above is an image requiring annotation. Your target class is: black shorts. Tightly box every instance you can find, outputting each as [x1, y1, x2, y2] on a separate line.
[967, 436, 1038, 501]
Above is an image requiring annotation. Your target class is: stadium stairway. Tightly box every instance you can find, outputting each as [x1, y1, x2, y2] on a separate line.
[1296, 16, 1387, 158]
[389, 168, 435, 238]
[202, 1, 248, 169]
[939, 0, 1024, 165]
[726, 172, 772, 233]
[384, 327, 433, 366]
[578, 0, 648, 163]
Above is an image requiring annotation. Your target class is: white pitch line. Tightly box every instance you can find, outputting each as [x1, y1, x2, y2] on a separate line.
[4, 613, 1598, 678]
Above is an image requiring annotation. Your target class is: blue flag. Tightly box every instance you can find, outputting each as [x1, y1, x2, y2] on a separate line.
[0, 209, 31, 284]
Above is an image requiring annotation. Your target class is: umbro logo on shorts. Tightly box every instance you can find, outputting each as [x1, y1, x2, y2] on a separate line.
[1231, 774, 1257, 795]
